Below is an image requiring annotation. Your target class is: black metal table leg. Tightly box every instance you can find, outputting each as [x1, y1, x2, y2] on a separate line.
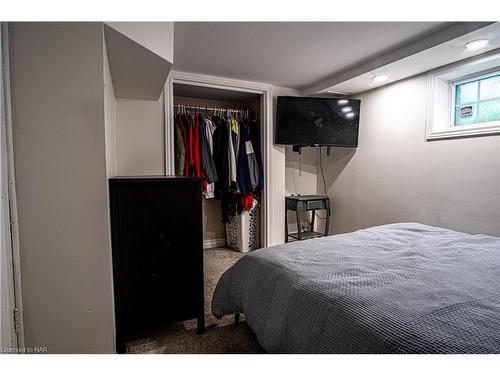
[310, 210, 316, 232]
[285, 207, 288, 243]
[325, 199, 330, 236]
[234, 313, 240, 326]
[296, 203, 303, 240]
[197, 314, 205, 334]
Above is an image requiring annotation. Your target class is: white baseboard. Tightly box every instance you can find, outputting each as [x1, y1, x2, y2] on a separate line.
[203, 237, 227, 249]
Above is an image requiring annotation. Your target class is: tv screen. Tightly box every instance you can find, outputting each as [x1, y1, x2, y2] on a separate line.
[275, 96, 360, 147]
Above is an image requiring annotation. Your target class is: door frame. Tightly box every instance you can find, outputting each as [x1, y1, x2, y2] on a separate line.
[1, 22, 24, 351]
[164, 71, 273, 247]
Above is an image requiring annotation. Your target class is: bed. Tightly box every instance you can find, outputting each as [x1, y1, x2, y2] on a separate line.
[212, 223, 500, 353]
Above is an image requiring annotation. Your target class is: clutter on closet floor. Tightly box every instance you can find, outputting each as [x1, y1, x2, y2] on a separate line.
[174, 104, 263, 252]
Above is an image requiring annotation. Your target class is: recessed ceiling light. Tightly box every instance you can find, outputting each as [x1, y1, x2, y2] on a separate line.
[372, 75, 389, 83]
[341, 106, 352, 113]
[465, 39, 489, 51]
[345, 112, 355, 119]
[337, 99, 349, 105]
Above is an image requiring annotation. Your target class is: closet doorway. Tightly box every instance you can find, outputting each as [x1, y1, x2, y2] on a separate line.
[165, 72, 271, 251]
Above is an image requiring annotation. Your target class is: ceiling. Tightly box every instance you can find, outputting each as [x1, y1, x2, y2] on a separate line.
[173, 22, 496, 95]
[173, 22, 451, 89]
[320, 22, 500, 96]
[173, 83, 260, 102]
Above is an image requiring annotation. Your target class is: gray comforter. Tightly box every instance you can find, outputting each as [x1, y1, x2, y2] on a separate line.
[212, 223, 500, 353]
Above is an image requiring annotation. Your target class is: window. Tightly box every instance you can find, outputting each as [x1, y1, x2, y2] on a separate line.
[453, 71, 500, 127]
[426, 50, 500, 140]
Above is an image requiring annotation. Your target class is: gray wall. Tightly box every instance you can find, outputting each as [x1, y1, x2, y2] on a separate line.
[1, 23, 18, 352]
[9, 22, 115, 353]
[103, 34, 116, 178]
[115, 95, 165, 176]
[321, 74, 500, 236]
[105, 22, 174, 63]
[270, 86, 299, 244]
[285, 146, 322, 233]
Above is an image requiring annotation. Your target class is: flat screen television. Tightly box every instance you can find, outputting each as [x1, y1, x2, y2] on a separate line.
[275, 96, 360, 147]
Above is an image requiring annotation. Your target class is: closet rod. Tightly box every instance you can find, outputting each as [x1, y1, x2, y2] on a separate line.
[174, 104, 251, 113]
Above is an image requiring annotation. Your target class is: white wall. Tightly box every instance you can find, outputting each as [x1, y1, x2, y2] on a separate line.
[9, 22, 115, 353]
[115, 94, 165, 176]
[321, 74, 500, 236]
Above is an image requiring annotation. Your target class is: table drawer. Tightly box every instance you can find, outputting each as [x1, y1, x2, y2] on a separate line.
[307, 200, 326, 210]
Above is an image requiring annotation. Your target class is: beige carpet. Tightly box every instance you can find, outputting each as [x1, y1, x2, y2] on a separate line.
[126, 247, 265, 354]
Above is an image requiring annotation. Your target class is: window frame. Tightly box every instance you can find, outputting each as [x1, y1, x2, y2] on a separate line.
[426, 50, 500, 140]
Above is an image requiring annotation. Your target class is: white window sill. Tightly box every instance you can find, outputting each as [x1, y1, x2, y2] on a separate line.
[427, 121, 500, 140]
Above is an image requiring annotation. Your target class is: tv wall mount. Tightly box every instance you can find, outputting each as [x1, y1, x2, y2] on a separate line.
[292, 145, 332, 155]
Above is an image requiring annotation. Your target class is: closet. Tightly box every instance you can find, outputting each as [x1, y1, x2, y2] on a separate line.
[172, 83, 264, 251]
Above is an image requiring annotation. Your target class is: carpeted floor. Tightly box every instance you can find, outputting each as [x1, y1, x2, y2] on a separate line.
[126, 247, 265, 354]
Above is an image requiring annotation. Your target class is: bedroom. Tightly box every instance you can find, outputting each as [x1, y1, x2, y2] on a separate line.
[1, 0, 500, 373]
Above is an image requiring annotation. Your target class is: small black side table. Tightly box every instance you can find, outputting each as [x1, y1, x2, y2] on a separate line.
[285, 195, 330, 243]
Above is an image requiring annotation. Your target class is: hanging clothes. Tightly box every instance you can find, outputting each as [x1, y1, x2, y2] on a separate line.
[174, 115, 186, 176]
[178, 112, 203, 178]
[212, 115, 230, 198]
[175, 113, 190, 176]
[193, 114, 202, 178]
[187, 113, 196, 176]
[200, 116, 217, 182]
[227, 117, 237, 186]
[249, 115, 264, 191]
[173, 105, 262, 222]
[231, 117, 240, 166]
[240, 192, 254, 211]
[201, 117, 218, 198]
[237, 117, 261, 197]
[212, 114, 242, 223]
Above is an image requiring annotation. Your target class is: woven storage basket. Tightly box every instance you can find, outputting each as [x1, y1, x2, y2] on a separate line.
[225, 204, 260, 253]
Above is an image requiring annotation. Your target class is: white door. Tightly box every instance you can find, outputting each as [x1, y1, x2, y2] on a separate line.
[1, 22, 19, 353]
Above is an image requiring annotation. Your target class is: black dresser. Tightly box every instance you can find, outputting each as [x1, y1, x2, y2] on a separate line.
[109, 176, 205, 353]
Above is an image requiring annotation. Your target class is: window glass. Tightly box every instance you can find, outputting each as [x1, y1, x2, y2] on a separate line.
[478, 99, 500, 123]
[454, 72, 500, 126]
[455, 80, 478, 105]
[480, 74, 500, 101]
